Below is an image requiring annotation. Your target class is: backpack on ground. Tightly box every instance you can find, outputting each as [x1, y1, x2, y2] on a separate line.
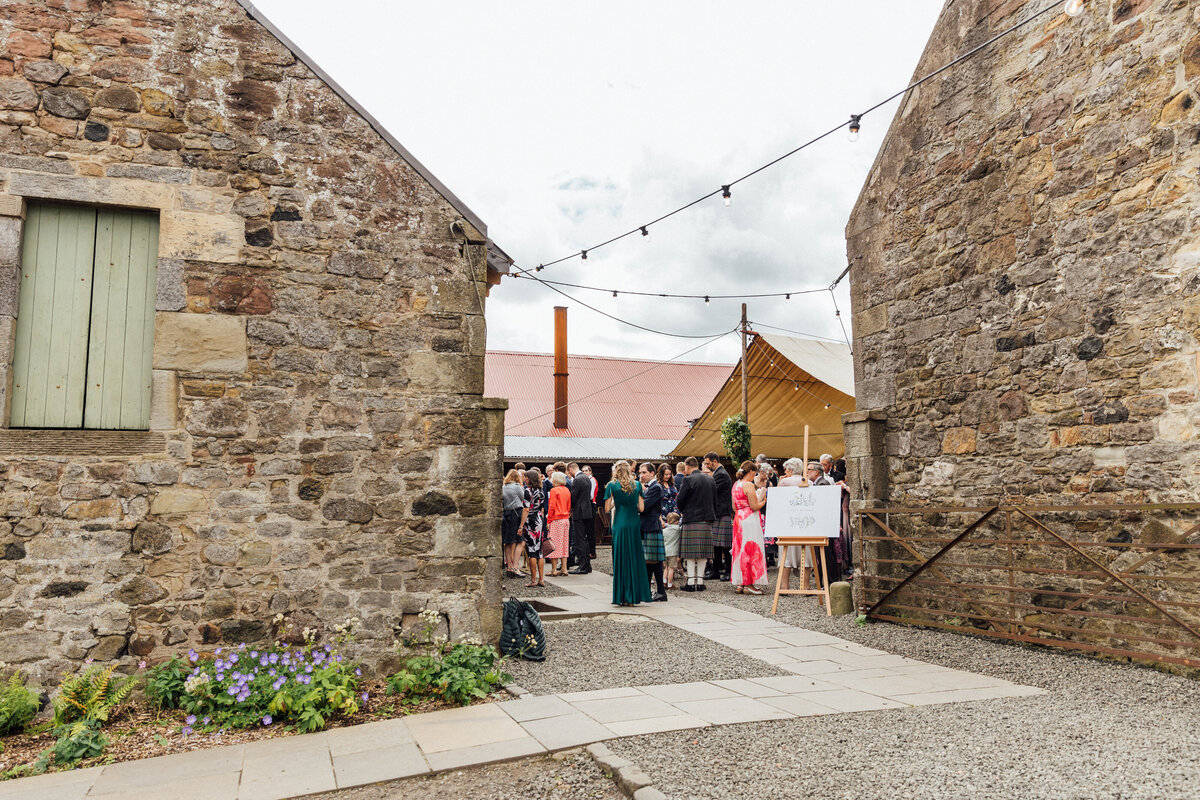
[499, 596, 546, 661]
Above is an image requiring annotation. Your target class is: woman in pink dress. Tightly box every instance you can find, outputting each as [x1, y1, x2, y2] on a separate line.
[731, 460, 768, 595]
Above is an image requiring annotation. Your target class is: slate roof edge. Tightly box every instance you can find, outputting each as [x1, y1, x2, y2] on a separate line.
[234, 0, 513, 275]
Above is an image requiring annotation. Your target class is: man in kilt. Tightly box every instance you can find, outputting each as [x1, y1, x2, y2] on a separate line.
[638, 462, 668, 601]
[704, 452, 734, 582]
[675, 456, 715, 592]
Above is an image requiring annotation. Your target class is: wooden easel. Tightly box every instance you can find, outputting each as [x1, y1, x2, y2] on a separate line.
[768, 424, 832, 615]
[771, 536, 832, 615]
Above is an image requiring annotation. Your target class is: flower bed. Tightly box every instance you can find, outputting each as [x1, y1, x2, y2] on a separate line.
[0, 614, 511, 781]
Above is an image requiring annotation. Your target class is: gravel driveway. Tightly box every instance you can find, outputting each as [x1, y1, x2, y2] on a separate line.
[306, 749, 622, 800]
[505, 616, 787, 695]
[602, 567, 1200, 800]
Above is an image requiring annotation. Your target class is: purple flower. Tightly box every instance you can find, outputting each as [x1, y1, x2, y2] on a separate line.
[250, 651, 258, 658]
[260, 657, 269, 667]
[138, 660, 147, 670]
[227, 686, 238, 696]
[202, 716, 211, 725]
[354, 668, 361, 677]
[185, 714, 197, 725]
[188, 649, 198, 663]
[262, 715, 273, 725]
[334, 655, 342, 663]
[361, 692, 369, 703]
[215, 647, 223, 655]
[181, 725, 193, 736]
[324, 644, 332, 652]
[268, 653, 278, 664]
[305, 664, 313, 674]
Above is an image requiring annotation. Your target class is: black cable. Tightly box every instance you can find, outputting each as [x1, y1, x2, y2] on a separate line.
[507, 330, 738, 431]
[510, 272, 829, 301]
[530, 278, 740, 339]
[508, 0, 1068, 277]
[828, 290, 853, 353]
[748, 322, 845, 343]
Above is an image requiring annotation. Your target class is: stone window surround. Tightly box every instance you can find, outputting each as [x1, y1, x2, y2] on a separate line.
[0, 170, 248, 455]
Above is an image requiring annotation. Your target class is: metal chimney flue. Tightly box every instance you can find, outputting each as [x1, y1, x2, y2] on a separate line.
[553, 306, 568, 429]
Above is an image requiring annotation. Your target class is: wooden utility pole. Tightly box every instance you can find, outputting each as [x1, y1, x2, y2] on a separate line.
[740, 303, 749, 424]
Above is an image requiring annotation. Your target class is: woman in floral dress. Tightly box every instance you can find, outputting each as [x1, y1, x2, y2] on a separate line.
[731, 460, 768, 595]
[522, 468, 546, 587]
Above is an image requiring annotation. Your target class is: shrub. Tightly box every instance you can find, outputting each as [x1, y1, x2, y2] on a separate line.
[386, 609, 511, 707]
[179, 643, 362, 733]
[52, 665, 138, 728]
[145, 656, 188, 710]
[720, 413, 752, 464]
[0, 671, 41, 736]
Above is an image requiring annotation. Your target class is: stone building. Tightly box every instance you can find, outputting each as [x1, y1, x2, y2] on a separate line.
[0, 0, 509, 680]
[844, 1, 1200, 666]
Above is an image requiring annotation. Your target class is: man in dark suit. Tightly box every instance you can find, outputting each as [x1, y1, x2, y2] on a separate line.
[704, 452, 734, 582]
[638, 462, 668, 601]
[676, 456, 715, 591]
[566, 462, 593, 574]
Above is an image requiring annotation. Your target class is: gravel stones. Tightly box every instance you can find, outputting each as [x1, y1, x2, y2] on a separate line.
[305, 750, 624, 800]
[601, 569, 1200, 800]
[504, 616, 787, 695]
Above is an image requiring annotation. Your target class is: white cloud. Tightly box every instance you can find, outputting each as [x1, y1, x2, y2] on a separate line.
[251, 0, 946, 364]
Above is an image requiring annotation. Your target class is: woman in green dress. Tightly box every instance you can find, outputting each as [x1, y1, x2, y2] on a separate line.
[605, 460, 653, 606]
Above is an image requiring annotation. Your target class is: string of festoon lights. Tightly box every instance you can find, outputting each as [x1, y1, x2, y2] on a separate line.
[502, 0, 1086, 297]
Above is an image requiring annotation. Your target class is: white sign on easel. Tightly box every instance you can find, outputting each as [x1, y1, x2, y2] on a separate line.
[764, 485, 842, 540]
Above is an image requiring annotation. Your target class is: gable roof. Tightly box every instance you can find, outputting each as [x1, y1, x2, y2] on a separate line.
[484, 351, 732, 442]
[234, 0, 512, 277]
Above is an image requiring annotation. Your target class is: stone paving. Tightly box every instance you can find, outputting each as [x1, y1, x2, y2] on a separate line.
[0, 572, 1042, 800]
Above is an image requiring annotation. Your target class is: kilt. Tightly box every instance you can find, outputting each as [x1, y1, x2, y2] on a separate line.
[680, 521, 713, 560]
[712, 515, 733, 548]
[642, 528, 665, 562]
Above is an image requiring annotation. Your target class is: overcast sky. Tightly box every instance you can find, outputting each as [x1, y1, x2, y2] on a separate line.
[253, 0, 946, 364]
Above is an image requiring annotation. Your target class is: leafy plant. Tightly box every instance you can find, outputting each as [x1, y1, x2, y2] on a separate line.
[178, 630, 363, 733]
[0, 671, 41, 736]
[387, 609, 510, 707]
[52, 665, 138, 729]
[720, 413, 752, 464]
[45, 721, 107, 766]
[145, 656, 188, 710]
[855, 614, 869, 628]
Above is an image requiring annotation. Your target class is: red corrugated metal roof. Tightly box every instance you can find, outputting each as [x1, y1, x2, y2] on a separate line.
[485, 351, 733, 439]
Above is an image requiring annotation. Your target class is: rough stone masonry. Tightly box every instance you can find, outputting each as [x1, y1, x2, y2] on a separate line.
[0, 0, 507, 681]
[844, 0, 1200, 667]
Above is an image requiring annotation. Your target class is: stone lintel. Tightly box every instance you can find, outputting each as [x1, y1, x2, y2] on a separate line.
[0, 429, 167, 455]
[7, 170, 174, 209]
[842, 409, 887, 424]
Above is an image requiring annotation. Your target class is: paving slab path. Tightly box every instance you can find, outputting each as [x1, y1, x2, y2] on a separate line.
[0, 572, 1042, 800]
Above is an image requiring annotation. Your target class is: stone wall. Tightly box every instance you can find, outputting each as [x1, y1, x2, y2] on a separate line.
[845, 0, 1200, 667]
[0, 0, 505, 681]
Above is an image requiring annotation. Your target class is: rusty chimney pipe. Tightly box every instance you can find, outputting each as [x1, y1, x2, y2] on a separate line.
[553, 306, 568, 430]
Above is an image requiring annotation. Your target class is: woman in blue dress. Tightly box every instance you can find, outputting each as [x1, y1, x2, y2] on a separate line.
[605, 460, 652, 606]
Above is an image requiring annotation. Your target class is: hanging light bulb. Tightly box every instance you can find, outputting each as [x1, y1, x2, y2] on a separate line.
[581, 250, 588, 261]
[640, 226, 650, 239]
[785, 293, 791, 301]
[704, 295, 711, 305]
[612, 290, 618, 298]
[794, 383, 799, 391]
[721, 185, 732, 207]
[535, 264, 544, 272]
[1064, 0, 1085, 16]
[824, 403, 831, 409]
[848, 114, 862, 142]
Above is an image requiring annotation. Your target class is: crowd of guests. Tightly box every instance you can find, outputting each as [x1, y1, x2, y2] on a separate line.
[500, 454, 852, 606]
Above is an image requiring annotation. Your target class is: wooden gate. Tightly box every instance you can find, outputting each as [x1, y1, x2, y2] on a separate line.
[856, 503, 1200, 671]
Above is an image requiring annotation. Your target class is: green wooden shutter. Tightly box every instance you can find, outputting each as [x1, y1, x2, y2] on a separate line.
[9, 203, 159, 430]
[10, 204, 97, 428]
[84, 209, 159, 430]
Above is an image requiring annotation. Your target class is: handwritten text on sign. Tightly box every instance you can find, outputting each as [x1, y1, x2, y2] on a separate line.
[764, 485, 841, 540]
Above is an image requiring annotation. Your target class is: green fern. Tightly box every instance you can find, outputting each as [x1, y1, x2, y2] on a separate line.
[52, 665, 138, 728]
